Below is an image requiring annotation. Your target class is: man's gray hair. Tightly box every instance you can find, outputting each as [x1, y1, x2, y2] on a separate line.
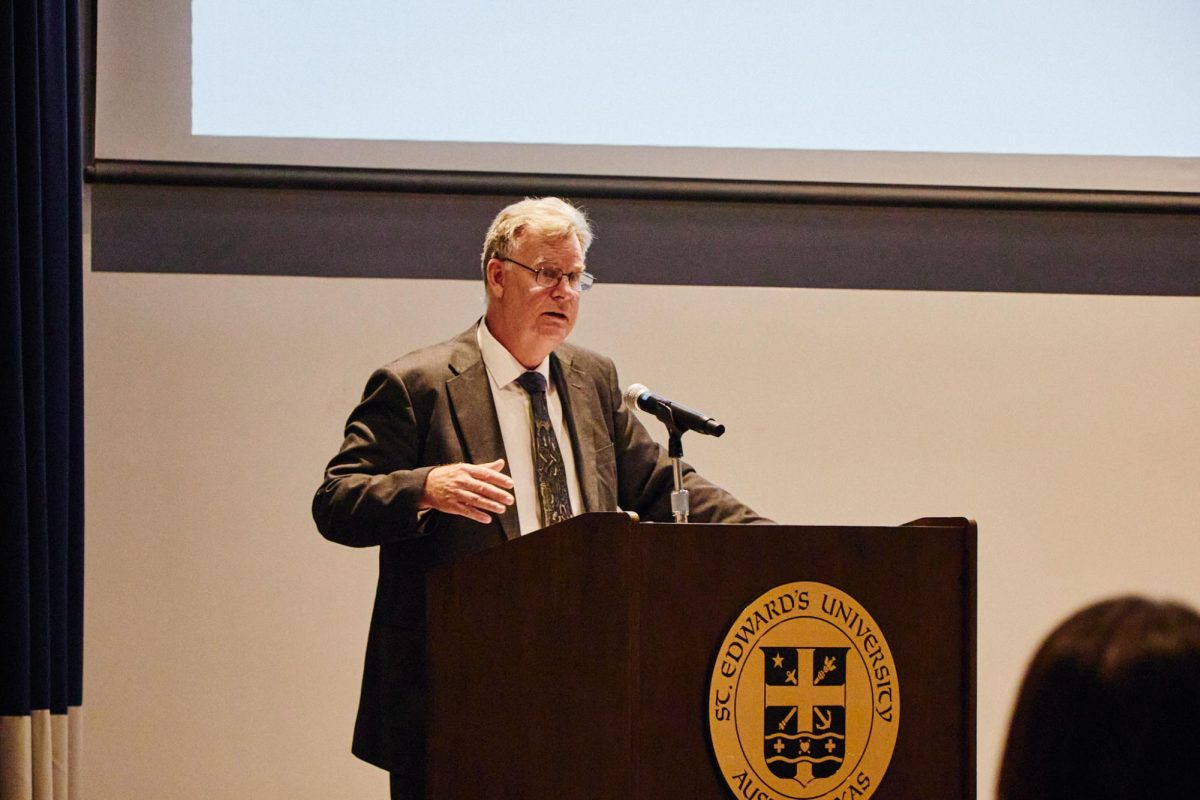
[480, 197, 594, 282]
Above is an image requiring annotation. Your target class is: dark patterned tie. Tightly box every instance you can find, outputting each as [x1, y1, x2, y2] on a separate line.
[515, 370, 573, 527]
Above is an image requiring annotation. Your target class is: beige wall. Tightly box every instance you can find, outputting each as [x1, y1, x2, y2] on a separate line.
[83, 263, 1200, 797]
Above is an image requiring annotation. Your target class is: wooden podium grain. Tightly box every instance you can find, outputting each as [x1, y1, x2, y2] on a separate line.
[426, 513, 975, 799]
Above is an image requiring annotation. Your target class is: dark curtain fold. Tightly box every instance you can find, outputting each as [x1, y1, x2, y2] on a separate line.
[0, 0, 84, 797]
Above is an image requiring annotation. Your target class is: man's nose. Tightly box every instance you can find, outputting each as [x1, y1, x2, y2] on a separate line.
[549, 274, 579, 298]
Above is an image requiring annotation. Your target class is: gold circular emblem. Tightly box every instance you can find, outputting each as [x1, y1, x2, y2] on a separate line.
[708, 582, 899, 800]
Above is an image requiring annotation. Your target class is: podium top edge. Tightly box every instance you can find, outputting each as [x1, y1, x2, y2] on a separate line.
[536, 512, 976, 532]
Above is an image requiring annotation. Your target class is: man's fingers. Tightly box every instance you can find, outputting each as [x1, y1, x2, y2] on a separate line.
[437, 493, 493, 523]
[421, 460, 516, 523]
[451, 501, 493, 524]
[455, 486, 508, 515]
[463, 460, 515, 488]
[464, 477, 514, 506]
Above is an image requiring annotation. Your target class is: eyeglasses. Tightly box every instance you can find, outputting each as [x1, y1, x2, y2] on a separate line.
[496, 256, 596, 292]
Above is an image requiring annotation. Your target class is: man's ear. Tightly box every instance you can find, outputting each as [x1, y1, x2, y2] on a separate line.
[485, 258, 505, 298]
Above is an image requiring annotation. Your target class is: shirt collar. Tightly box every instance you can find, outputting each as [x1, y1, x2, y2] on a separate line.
[477, 318, 550, 389]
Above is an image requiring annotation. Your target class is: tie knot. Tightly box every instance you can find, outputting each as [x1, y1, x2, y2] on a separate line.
[516, 370, 547, 395]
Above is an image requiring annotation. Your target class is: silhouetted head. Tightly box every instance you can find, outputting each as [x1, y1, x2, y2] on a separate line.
[998, 595, 1200, 800]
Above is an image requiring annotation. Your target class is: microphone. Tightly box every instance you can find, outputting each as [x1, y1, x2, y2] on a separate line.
[624, 383, 726, 437]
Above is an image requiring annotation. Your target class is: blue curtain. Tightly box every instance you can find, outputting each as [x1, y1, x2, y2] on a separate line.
[1, 0, 84, 797]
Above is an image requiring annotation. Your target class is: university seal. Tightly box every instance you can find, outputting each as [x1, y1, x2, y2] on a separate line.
[708, 582, 900, 800]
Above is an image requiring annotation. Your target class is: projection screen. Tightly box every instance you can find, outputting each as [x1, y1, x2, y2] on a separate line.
[95, 0, 1200, 193]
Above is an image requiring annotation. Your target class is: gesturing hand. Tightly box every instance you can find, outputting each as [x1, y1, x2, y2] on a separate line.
[419, 459, 515, 524]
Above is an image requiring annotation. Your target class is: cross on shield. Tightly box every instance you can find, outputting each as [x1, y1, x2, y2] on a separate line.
[761, 647, 849, 786]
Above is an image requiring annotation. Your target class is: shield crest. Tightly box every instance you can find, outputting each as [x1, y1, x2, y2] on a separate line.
[761, 646, 848, 785]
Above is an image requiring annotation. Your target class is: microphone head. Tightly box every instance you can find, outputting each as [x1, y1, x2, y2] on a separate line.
[624, 383, 651, 409]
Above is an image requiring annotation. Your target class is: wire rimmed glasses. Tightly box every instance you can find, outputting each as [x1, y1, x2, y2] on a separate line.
[497, 256, 596, 292]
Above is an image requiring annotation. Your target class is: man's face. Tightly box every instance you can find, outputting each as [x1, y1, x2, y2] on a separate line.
[484, 232, 585, 368]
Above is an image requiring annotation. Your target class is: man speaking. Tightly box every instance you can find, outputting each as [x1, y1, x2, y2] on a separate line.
[312, 196, 766, 798]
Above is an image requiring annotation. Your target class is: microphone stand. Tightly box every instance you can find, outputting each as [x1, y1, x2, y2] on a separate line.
[648, 404, 689, 523]
[668, 426, 689, 524]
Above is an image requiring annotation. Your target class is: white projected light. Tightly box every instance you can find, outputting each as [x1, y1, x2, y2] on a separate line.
[95, 0, 1200, 191]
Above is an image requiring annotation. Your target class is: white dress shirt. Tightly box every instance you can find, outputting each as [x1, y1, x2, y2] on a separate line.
[477, 321, 582, 534]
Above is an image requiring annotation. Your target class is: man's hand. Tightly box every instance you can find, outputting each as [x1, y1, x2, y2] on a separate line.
[419, 459, 515, 524]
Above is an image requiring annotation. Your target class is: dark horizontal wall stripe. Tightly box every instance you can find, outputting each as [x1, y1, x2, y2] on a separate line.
[89, 159, 1200, 214]
[92, 184, 498, 281]
[91, 183, 1200, 296]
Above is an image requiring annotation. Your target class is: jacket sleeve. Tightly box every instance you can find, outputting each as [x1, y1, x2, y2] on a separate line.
[312, 366, 437, 547]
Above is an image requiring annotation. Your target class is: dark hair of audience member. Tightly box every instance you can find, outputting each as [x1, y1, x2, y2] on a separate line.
[997, 595, 1200, 800]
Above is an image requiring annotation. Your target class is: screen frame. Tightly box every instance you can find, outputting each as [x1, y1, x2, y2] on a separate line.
[82, 0, 1200, 213]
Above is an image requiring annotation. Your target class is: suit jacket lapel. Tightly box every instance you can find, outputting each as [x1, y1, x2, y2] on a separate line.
[553, 350, 604, 513]
[446, 327, 520, 541]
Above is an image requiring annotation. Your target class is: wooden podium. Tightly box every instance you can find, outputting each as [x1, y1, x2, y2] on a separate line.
[426, 514, 976, 799]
